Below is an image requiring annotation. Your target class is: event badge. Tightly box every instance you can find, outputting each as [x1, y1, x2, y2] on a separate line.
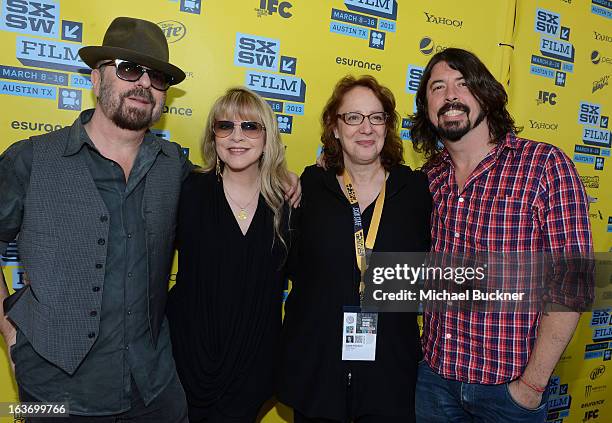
[340, 170, 385, 362]
[342, 306, 378, 361]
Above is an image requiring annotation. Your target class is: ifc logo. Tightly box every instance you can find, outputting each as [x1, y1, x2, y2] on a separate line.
[157, 21, 187, 43]
[419, 37, 434, 55]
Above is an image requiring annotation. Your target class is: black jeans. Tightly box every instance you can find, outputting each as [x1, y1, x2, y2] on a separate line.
[18, 373, 188, 423]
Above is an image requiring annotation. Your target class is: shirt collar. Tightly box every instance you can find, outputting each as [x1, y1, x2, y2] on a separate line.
[430, 131, 519, 170]
[62, 108, 172, 157]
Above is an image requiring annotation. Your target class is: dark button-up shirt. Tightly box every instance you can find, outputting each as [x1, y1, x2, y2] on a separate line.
[0, 109, 193, 414]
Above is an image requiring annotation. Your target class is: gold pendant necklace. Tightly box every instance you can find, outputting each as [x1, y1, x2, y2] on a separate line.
[237, 209, 249, 220]
[223, 180, 260, 221]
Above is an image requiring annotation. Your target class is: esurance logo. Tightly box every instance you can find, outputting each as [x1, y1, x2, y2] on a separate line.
[330, 0, 398, 50]
[158, 21, 186, 43]
[531, 9, 574, 87]
[0, 0, 59, 37]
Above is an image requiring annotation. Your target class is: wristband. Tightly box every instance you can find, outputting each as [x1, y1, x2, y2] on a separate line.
[519, 377, 546, 393]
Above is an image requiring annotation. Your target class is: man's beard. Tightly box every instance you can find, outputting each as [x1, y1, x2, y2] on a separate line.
[434, 102, 485, 142]
[98, 77, 162, 131]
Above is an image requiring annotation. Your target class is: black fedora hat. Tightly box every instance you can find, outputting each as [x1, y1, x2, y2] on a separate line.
[79, 17, 185, 85]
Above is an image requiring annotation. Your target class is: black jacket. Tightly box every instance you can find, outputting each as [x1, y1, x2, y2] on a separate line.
[278, 164, 432, 421]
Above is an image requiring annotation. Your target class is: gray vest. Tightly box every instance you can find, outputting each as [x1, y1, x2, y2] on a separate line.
[8, 127, 182, 374]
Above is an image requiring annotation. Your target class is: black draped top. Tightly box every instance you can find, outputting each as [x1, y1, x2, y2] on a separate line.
[167, 171, 289, 417]
[278, 164, 432, 421]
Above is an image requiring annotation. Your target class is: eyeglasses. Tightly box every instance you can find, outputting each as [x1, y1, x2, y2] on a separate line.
[337, 112, 388, 126]
[213, 121, 266, 139]
[98, 59, 174, 91]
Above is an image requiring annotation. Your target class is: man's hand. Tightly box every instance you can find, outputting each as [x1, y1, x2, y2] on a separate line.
[283, 171, 302, 208]
[508, 379, 543, 410]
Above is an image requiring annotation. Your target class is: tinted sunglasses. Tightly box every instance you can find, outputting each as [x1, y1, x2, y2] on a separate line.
[98, 59, 174, 91]
[213, 121, 266, 139]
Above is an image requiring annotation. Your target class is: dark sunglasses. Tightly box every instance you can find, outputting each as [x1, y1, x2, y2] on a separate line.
[213, 121, 266, 139]
[98, 59, 174, 91]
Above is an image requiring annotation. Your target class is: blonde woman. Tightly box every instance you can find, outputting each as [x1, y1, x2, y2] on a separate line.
[167, 87, 292, 423]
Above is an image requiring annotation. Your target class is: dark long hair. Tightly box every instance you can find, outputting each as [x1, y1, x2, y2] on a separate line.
[410, 48, 521, 166]
[321, 75, 404, 174]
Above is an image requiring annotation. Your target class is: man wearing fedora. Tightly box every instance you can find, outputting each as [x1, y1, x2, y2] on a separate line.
[0, 17, 192, 422]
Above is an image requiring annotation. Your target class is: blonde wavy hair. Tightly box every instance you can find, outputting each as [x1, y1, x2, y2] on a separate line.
[200, 87, 290, 252]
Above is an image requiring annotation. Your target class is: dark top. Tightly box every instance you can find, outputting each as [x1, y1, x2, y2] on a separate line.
[167, 171, 289, 418]
[0, 110, 192, 414]
[278, 165, 432, 421]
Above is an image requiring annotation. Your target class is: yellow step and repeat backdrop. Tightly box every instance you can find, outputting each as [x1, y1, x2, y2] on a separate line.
[0, 0, 610, 422]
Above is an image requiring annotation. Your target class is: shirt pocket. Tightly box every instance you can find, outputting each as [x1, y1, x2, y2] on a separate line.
[475, 196, 538, 251]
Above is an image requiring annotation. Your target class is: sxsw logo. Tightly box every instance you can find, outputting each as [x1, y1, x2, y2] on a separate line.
[537, 90, 557, 105]
[0, 0, 59, 37]
[591, 309, 611, 326]
[257, 0, 292, 18]
[405, 64, 423, 94]
[344, 0, 397, 20]
[535, 8, 570, 41]
[16, 36, 85, 73]
[246, 71, 305, 102]
[578, 102, 610, 148]
[157, 21, 186, 43]
[531, 8, 575, 86]
[579, 102, 607, 128]
[234, 32, 306, 106]
[234, 33, 280, 71]
[540, 37, 574, 62]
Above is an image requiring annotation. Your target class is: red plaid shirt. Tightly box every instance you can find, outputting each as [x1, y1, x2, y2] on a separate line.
[422, 133, 593, 384]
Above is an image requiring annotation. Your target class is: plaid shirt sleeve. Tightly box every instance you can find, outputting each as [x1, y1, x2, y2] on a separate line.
[540, 146, 594, 310]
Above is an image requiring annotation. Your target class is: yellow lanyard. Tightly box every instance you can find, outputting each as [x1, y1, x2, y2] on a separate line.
[342, 170, 386, 300]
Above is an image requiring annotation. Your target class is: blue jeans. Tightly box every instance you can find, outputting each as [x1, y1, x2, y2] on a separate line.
[415, 361, 548, 422]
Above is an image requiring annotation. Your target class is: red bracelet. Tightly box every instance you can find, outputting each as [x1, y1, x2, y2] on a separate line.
[519, 377, 546, 393]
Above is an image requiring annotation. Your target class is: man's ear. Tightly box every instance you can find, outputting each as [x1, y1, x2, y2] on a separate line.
[91, 68, 102, 98]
